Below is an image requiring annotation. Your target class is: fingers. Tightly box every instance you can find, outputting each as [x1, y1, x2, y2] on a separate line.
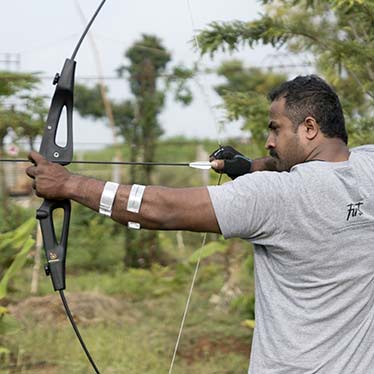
[25, 164, 37, 179]
[28, 151, 48, 166]
[25, 151, 50, 194]
[209, 145, 243, 161]
[24, 151, 71, 200]
[210, 159, 225, 172]
[26, 151, 49, 179]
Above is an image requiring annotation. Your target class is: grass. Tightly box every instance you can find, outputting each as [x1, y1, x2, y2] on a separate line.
[1, 140, 256, 373]
[2, 259, 253, 374]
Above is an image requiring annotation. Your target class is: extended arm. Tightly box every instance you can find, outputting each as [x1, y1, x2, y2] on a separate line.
[26, 151, 221, 234]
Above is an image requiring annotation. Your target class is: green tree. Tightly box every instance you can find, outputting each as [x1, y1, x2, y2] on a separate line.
[117, 34, 189, 183]
[14, 94, 48, 150]
[214, 60, 286, 153]
[197, 0, 374, 146]
[0, 72, 38, 151]
[74, 34, 194, 268]
[0, 72, 38, 217]
[119, 34, 181, 268]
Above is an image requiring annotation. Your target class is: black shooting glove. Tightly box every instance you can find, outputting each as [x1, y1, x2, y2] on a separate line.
[209, 146, 252, 180]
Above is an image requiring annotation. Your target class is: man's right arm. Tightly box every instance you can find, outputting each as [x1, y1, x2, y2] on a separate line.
[250, 157, 278, 172]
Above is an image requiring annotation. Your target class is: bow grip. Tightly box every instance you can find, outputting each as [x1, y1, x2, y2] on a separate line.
[39, 58, 76, 165]
[36, 199, 71, 291]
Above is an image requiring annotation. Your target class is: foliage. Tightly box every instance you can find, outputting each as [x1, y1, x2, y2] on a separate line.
[0, 72, 37, 98]
[197, 0, 374, 146]
[120, 34, 171, 97]
[165, 65, 194, 106]
[214, 61, 287, 152]
[0, 73, 42, 221]
[231, 294, 256, 320]
[0, 72, 39, 146]
[0, 218, 36, 290]
[119, 34, 171, 186]
[74, 83, 106, 119]
[68, 202, 123, 272]
[69, 264, 192, 299]
[0, 109, 17, 149]
[0, 218, 35, 357]
[188, 238, 228, 263]
[13, 94, 48, 150]
[0, 202, 34, 237]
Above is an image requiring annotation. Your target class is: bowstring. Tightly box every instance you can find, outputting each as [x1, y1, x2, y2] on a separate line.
[168, 1, 225, 372]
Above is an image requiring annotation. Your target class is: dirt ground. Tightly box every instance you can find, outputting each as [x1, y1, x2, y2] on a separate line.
[8, 292, 135, 326]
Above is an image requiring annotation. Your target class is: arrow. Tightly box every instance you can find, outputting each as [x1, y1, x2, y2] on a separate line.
[0, 158, 212, 169]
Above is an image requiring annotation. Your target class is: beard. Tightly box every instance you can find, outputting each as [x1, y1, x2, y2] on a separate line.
[268, 137, 303, 172]
[268, 149, 288, 171]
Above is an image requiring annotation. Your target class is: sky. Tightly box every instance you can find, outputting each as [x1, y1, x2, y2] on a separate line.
[0, 0, 308, 150]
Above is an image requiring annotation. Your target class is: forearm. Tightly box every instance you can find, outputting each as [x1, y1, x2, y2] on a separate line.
[64, 174, 220, 233]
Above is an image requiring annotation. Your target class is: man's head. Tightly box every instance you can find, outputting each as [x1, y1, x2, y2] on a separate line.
[265, 75, 348, 171]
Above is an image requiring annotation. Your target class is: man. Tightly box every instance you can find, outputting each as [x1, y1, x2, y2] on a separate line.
[26, 75, 374, 373]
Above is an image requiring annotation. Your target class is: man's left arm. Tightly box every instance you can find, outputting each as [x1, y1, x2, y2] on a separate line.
[26, 151, 221, 234]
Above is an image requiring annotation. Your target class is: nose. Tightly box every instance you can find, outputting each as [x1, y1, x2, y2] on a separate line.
[265, 134, 275, 150]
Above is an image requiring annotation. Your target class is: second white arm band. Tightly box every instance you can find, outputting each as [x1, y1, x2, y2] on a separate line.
[127, 184, 146, 213]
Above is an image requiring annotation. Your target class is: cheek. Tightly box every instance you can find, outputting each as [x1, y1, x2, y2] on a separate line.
[279, 134, 300, 156]
[287, 135, 304, 158]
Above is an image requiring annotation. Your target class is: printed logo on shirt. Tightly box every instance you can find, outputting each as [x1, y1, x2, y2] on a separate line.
[346, 201, 364, 221]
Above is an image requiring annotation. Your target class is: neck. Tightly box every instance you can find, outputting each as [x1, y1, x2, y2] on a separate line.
[305, 138, 349, 163]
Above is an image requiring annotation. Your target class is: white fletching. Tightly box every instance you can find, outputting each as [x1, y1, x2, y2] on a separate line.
[188, 161, 212, 170]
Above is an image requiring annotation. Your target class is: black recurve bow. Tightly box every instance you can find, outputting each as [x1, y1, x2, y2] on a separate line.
[35, 1, 107, 373]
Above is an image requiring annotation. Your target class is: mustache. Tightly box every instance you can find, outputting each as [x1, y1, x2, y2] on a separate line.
[269, 149, 279, 159]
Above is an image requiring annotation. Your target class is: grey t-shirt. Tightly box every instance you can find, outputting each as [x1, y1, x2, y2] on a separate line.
[207, 145, 374, 374]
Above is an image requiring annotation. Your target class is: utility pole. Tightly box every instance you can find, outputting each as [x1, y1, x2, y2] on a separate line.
[0, 53, 21, 71]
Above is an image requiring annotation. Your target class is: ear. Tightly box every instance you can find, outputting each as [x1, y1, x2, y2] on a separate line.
[301, 116, 319, 140]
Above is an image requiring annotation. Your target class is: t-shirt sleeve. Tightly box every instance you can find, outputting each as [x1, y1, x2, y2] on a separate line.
[207, 171, 286, 244]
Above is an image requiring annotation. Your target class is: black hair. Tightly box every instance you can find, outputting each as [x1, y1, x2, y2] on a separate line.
[268, 75, 348, 144]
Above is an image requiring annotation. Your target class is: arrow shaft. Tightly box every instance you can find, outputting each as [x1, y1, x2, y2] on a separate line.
[0, 158, 211, 168]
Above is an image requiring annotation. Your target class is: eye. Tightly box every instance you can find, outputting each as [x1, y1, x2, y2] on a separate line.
[268, 122, 280, 135]
[270, 126, 279, 135]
